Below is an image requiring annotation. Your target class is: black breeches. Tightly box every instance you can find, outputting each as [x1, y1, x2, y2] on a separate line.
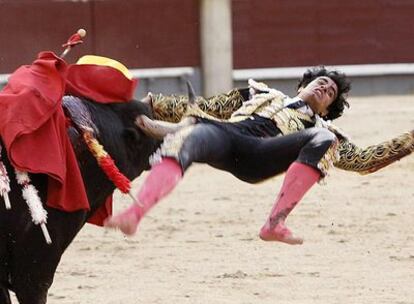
[176, 124, 337, 183]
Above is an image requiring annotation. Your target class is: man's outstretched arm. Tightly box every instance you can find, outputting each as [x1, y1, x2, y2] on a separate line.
[150, 88, 247, 122]
[334, 131, 414, 174]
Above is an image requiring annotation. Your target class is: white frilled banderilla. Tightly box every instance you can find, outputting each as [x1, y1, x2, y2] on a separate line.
[0, 142, 51, 244]
[0, 144, 11, 209]
[14, 169, 52, 244]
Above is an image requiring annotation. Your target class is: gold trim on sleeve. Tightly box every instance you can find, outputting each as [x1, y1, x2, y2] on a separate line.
[334, 131, 414, 174]
[151, 89, 245, 123]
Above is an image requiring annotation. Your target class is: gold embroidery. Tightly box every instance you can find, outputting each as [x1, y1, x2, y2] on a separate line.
[272, 108, 314, 135]
[317, 140, 340, 177]
[152, 89, 244, 123]
[334, 132, 414, 174]
[184, 104, 221, 121]
[230, 91, 286, 119]
[152, 94, 189, 123]
[198, 89, 244, 120]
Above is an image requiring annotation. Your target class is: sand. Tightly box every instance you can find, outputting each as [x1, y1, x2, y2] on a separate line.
[15, 95, 414, 304]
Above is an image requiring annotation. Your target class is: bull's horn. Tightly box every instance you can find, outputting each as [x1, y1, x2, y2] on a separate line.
[141, 92, 153, 104]
[140, 92, 153, 111]
[135, 115, 196, 140]
[136, 115, 177, 140]
[186, 81, 196, 104]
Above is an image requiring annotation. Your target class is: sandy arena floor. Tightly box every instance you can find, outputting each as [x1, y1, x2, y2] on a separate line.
[15, 95, 413, 304]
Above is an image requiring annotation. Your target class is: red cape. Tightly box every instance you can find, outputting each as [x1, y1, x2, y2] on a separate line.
[0, 52, 137, 225]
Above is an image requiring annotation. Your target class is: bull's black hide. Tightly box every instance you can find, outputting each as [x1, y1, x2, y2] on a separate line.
[0, 97, 158, 304]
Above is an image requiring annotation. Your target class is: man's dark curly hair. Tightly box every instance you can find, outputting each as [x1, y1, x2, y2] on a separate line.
[297, 66, 351, 120]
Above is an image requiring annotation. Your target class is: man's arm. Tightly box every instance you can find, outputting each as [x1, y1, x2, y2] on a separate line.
[151, 88, 247, 123]
[334, 131, 414, 174]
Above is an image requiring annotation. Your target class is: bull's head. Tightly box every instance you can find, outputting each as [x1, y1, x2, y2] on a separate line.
[134, 81, 197, 140]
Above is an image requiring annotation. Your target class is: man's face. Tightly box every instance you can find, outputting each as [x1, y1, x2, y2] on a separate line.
[297, 76, 338, 117]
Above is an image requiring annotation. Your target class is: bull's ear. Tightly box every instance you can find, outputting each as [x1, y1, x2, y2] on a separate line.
[123, 127, 141, 145]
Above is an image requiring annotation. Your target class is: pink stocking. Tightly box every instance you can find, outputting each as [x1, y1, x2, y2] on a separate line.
[259, 162, 320, 245]
[105, 158, 182, 235]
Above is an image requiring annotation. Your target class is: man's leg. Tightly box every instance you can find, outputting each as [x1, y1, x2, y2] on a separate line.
[105, 157, 183, 235]
[251, 128, 337, 244]
[231, 127, 337, 244]
[259, 162, 320, 244]
[105, 123, 234, 235]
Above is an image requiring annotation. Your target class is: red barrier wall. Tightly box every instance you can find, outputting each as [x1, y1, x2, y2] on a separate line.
[0, 0, 199, 73]
[232, 0, 414, 68]
[0, 1, 93, 72]
[1, 0, 413, 73]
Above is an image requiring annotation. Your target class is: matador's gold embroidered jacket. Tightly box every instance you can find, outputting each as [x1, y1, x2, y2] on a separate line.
[151, 86, 414, 176]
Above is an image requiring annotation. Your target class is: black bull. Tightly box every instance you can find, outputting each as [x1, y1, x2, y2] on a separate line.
[0, 96, 158, 303]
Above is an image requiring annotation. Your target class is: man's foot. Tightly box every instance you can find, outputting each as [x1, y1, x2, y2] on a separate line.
[104, 206, 143, 236]
[259, 221, 303, 245]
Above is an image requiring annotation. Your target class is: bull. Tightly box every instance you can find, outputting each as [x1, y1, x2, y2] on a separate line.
[0, 95, 158, 303]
